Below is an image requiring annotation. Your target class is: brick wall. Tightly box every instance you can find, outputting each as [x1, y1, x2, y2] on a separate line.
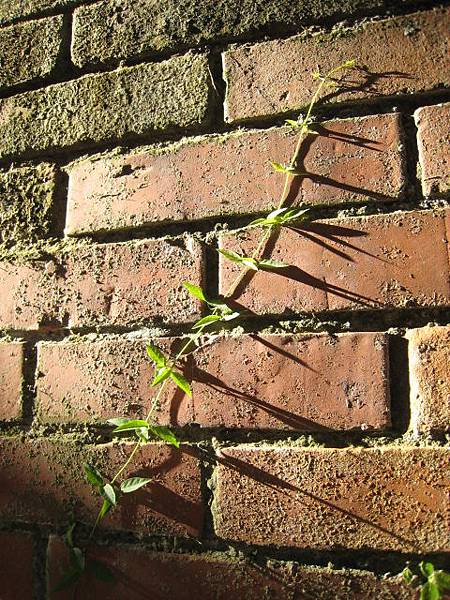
[0, 1, 449, 598]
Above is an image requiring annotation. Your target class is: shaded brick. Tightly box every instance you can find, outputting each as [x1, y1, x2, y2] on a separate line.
[0, 0, 80, 24]
[192, 332, 390, 431]
[415, 103, 450, 197]
[0, 53, 212, 160]
[0, 16, 64, 91]
[0, 531, 34, 600]
[0, 341, 24, 420]
[223, 8, 450, 122]
[66, 113, 406, 235]
[48, 538, 295, 600]
[0, 437, 203, 537]
[0, 163, 57, 249]
[407, 325, 450, 434]
[36, 337, 193, 425]
[213, 446, 450, 552]
[219, 209, 450, 315]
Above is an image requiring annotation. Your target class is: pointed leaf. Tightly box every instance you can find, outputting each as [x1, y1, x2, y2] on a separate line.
[222, 311, 241, 322]
[192, 314, 222, 329]
[219, 248, 243, 264]
[107, 417, 129, 427]
[136, 427, 149, 442]
[267, 207, 289, 220]
[241, 257, 259, 271]
[102, 484, 116, 507]
[170, 371, 192, 397]
[420, 581, 440, 600]
[402, 567, 413, 583]
[149, 425, 180, 448]
[98, 499, 112, 521]
[121, 477, 152, 493]
[421, 563, 435, 578]
[271, 161, 289, 173]
[86, 559, 116, 583]
[152, 366, 172, 386]
[285, 119, 300, 127]
[258, 259, 290, 269]
[342, 59, 356, 68]
[435, 571, 450, 590]
[113, 419, 149, 433]
[182, 281, 207, 302]
[83, 463, 104, 488]
[146, 342, 166, 367]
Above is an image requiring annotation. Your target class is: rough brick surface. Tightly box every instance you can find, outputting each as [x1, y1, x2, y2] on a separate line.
[0, 237, 203, 330]
[219, 209, 450, 314]
[0, 0, 79, 24]
[0, 531, 34, 600]
[223, 8, 450, 122]
[192, 332, 390, 431]
[0, 341, 24, 420]
[407, 326, 450, 434]
[0, 16, 64, 91]
[415, 103, 450, 197]
[213, 446, 450, 552]
[37, 337, 193, 425]
[0, 438, 203, 536]
[0, 163, 57, 249]
[0, 53, 212, 160]
[66, 113, 406, 235]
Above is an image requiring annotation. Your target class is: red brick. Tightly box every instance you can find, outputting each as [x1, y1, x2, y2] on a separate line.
[0, 237, 203, 330]
[223, 8, 450, 122]
[213, 446, 450, 552]
[407, 325, 450, 434]
[192, 332, 390, 431]
[415, 103, 450, 198]
[66, 113, 405, 235]
[0, 341, 24, 420]
[0, 437, 203, 537]
[0, 531, 34, 600]
[219, 209, 450, 314]
[36, 337, 193, 425]
[48, 538, 295, 600]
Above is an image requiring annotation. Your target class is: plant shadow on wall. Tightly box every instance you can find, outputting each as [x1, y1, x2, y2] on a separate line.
[41, 61, 448, 599]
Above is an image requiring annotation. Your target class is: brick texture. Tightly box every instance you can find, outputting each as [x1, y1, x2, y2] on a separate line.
[0, 531, 34, 600]
[192, 332, 390, 431]
[223, 8, 450, 122]
[0, 16, 64, 91]
[36, 337, 193, 425]
[0, 341, 24, 421]
[0, 53, 212, 160]
[213, 446, 450, 552]
[0, 237, 203, 330]
[0, 438, 203, 536]
[407, 326, 450, 434]
[66, 113, 406, 235]
[0, 0, 79, 24]
[415, 103, 450, 198]
[219, 209, 450, 314]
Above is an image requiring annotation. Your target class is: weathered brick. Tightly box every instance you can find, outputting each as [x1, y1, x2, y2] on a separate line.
[72, 0, 436, 68]
[0, 437, 203, 536]
[48, 539, 296, 600]
[0, 53, 212, 160]
[0, 163, 57, 249]
[219, 209, 450, 314]
[415, 103, 450, 198]
[192, 332, 390, 431]
[0, 237, 203, 330]
[223, 8, 450, 122]
[213, 446, 450, 552]
[0, 531, 34, 600]
[0, 16, 64, 91]
[0, 0, 79, 24]
[407, 326, 450, 434]
[36, 337, 193, 425]
[0, 341, 24, 420]
[66, 113, 406, 235]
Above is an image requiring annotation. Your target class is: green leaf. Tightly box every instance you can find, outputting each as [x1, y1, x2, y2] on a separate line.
[146, 342, 166, 367]
[182, 281, 207, 302]
[420, 581, 440, 600]
[98, 499, 112, 520]
[152, 366, 172, 386]
[136, 426, 149, 442]
[64, 522, 76, 549]
[285, 118, 300, 128]
[219, 248, 244, 264]
[102, 484, 117, 507]
[149, 425, 180, 448]
[258, 259, 290, 269]
[282, 208, 309, 222]
[70, 547, 85, 572]
[83, 463, 104, 488]
[86, 559, 115, 583]
[435, 571, 450, 590]
[342, 59, 356, 68]
[421, 562, 435, 578]
[121, 477, 152, 493]
[241, 257, 259, 271]
[402, 567, 413, 583]
[270, 162, 303, 176]
[107, 417, 129, 427]
[221, 311, 240, 321]
[170, 370, 192, 397]
[192, 314, 222, 329]
[52, 567, 83, 593]
[112, 419, 149, 433]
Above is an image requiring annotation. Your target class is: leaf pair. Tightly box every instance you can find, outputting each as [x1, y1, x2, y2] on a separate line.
[250, 206, 309, 228]
[219, 248, 289, 271]
[108, 418, 180, 448]
[146, 342, 192, 397]
[83, 464, 118, 518]
[183, 282, 240, 329]
[270, 161, 304, 175]
[403, 562, 450, 600]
